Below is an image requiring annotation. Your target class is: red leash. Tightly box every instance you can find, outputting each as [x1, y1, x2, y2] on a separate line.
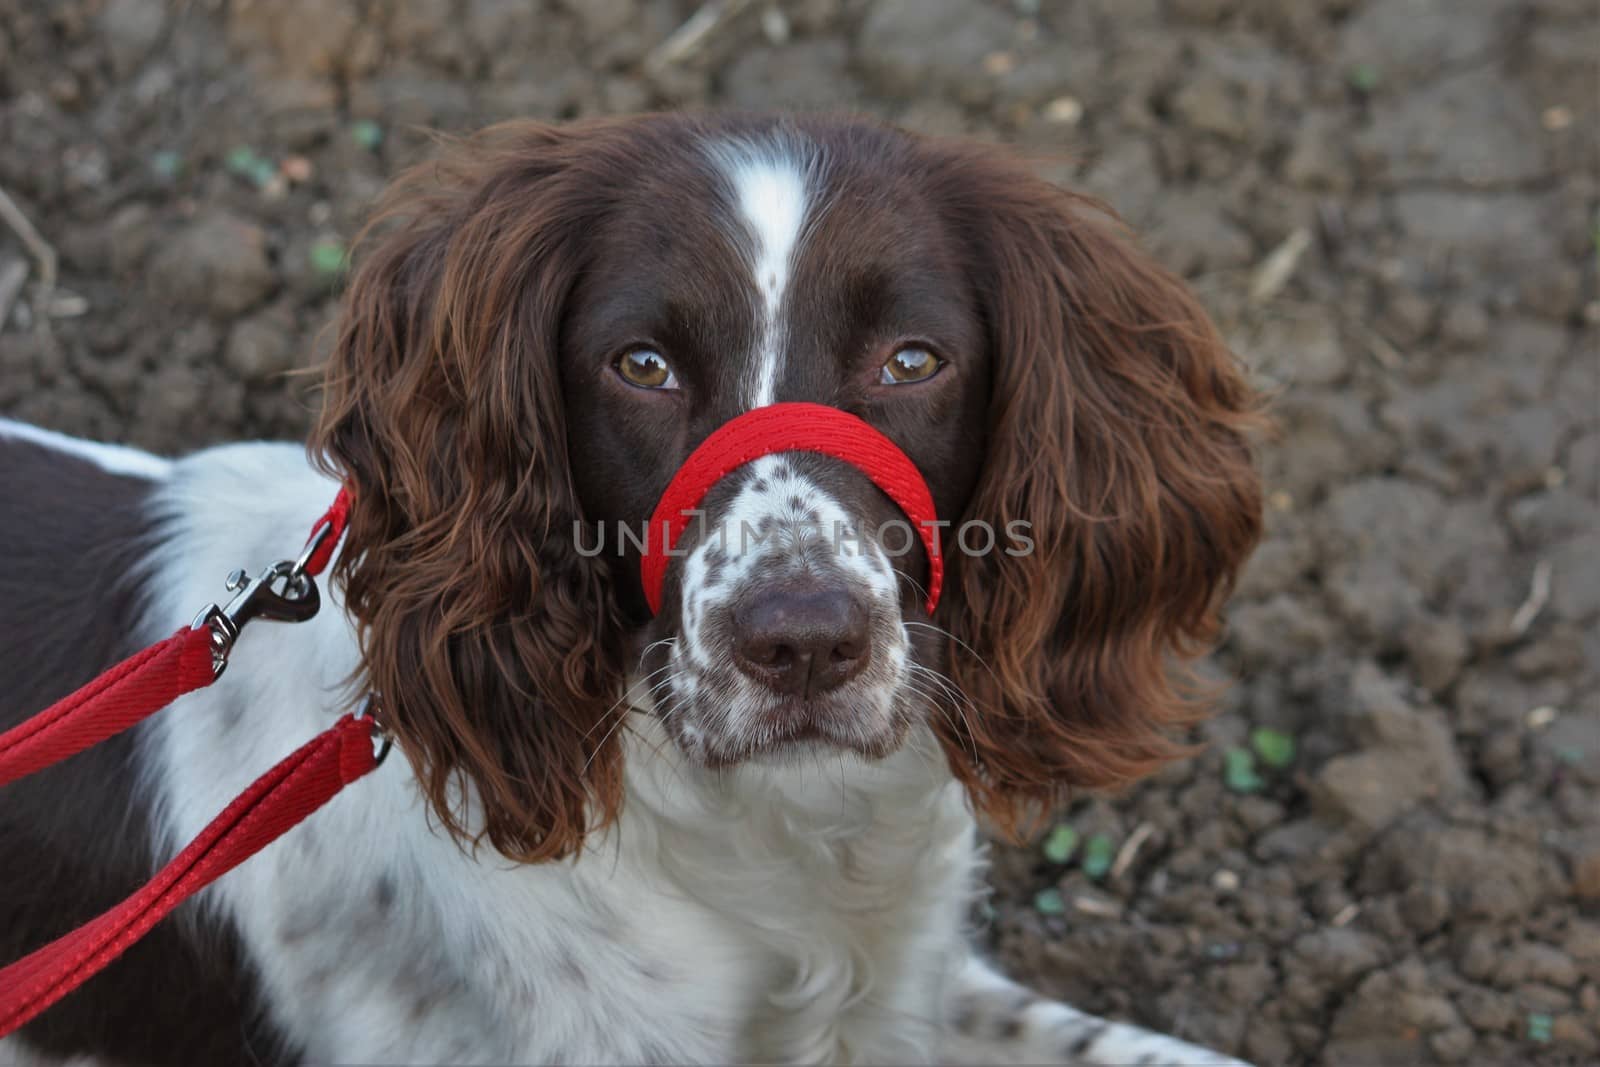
[0, 489, 379, 1038]
[0, 628, 215, 789]
[0, 715, 378, 1035]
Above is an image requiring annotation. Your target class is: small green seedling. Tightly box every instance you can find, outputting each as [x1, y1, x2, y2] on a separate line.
[1033, 888, 1065, 916]
[1251, 727, 1296, 769]
[1081, 834, 1115, 881]
[150, 150, 182, 180]
[351, 120, 384, 150]
[309, 239, 347, 276]
[1347, 64, 1380, 93]
[1224, 747, 1265, 794]
[224, 145, 258, 173]
[224, 146, 277, 189]
[1042, 825, 1080, 865]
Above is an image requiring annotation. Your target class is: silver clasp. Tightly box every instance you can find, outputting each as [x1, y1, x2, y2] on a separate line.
[191, 559, 322, 677]
[354, 693, 393, 767]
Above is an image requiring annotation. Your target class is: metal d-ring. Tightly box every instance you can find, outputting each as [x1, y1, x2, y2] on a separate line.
[290, 518, 336, 586]
[355, 693, 393, 767]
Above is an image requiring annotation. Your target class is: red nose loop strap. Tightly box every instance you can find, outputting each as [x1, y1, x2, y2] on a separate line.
[640, 403, 942, 616]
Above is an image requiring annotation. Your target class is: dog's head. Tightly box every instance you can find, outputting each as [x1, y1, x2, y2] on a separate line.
[312, 115, 1262, 861]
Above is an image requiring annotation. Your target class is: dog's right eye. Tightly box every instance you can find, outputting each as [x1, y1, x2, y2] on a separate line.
[615, 348, 679, 390]
[880, 345, 944, 385]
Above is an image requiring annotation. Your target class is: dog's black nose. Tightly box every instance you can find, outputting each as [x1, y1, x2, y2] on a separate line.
[733, 584, 871, 697]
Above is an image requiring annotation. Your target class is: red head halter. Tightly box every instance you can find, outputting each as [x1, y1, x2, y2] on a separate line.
[639, 402, 943, 616]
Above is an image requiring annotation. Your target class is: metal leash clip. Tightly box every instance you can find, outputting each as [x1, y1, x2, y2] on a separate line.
[190, 514, 341, 677]
[191, 559, 322, 678]
[354, 692, 393, 767]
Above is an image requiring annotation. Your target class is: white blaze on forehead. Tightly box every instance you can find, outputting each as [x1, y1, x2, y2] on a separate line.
[713, 144, 813, 409]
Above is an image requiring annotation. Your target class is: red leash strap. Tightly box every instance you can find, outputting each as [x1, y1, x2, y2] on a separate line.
[0, 713, 380, 1035]
[640, 403, 943, 615]
[0, 627, 215, 788]
[298, 488, 350, 578]
[0, 489, 351, 789]
[0, 487, 360, 1039]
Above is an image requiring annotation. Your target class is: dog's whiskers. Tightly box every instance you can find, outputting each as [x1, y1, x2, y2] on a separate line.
[902, 620, 999, 681]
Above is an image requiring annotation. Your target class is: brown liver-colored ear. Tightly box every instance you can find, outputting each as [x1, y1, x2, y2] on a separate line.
[933, 146, 1264, 837]
[310, 122, 629, 863]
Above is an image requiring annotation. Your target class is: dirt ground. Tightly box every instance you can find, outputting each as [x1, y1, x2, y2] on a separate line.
[1, 0, 1596, 1063]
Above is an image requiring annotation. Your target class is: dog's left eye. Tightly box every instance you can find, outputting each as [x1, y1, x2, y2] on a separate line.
[616, 348, 679, 390]
[880, 346, 944, 385]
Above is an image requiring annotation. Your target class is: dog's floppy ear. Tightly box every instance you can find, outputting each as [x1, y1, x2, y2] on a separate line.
[934, 150, 1264, 836]
[311, 122, 627, 862]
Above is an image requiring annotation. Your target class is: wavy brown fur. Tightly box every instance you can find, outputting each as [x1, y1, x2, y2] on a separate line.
[931, 141, 1264, 838]
[311, 123, 637, 863]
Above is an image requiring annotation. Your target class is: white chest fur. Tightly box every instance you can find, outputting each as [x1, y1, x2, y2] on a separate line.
[137, 444, 979, 1064]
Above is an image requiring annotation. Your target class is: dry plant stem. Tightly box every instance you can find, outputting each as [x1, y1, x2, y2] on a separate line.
[1249, 227, 1312, 306]
[0, 257, 26, 329]
[647, 0, 754, 71]
[0, 184, 56, 294]
[1110, 821, 1155, 880]
[1509, 558, 1553, 637]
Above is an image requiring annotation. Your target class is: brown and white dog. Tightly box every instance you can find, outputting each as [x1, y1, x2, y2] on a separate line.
[0, 113, 1261, 1065]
